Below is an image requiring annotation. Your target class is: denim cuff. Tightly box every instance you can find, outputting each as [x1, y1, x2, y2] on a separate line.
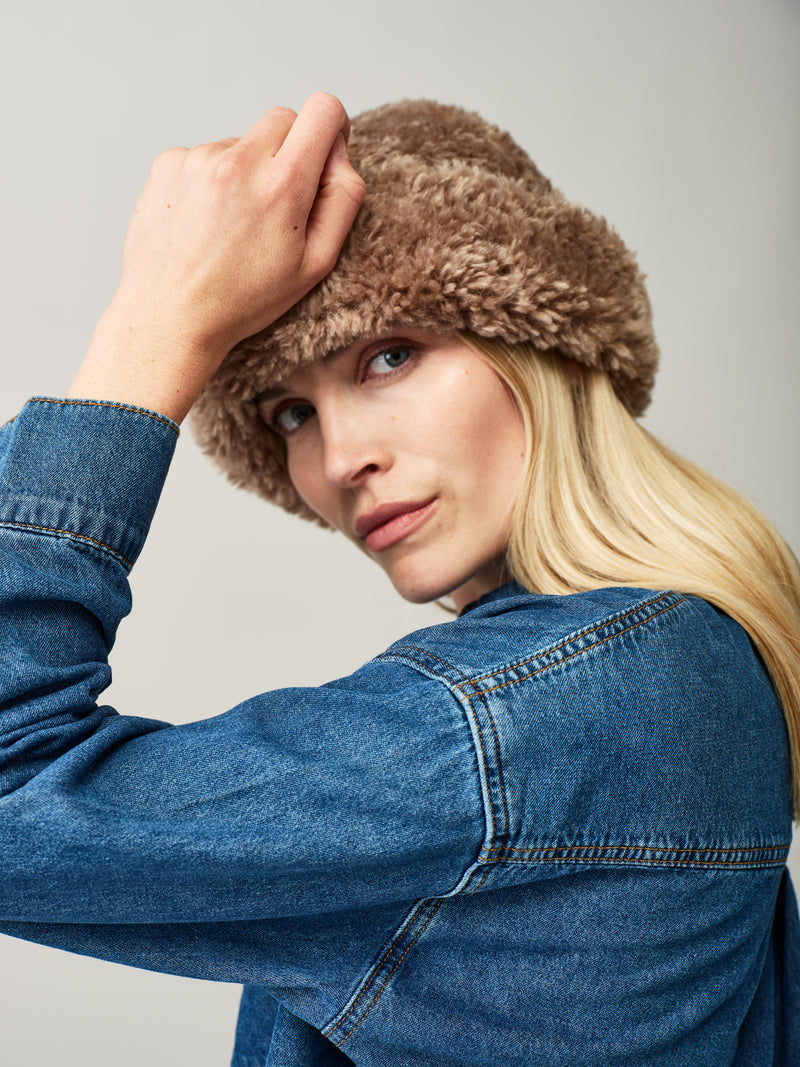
[0, 397, 179, 570]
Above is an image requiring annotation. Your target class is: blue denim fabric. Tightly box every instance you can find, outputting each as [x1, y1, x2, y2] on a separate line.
[0, 398, 798, 1066]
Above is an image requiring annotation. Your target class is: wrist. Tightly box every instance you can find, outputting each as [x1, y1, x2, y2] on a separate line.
[67, 298, 230, 424]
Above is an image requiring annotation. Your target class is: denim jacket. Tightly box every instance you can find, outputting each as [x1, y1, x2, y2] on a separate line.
[0, 398, 798, 1066]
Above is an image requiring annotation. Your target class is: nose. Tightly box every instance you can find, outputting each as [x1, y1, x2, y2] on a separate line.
[318, 396, 392, 488]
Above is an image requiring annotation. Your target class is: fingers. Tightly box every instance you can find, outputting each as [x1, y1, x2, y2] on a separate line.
[156, 94, 341, 190]
[190, 136, 240, 153]
[213, 136, 241, 151]
[211, 92, 362, 276]
[261, 95, 363, 279]
[275, 93, 363, 266]
[277, 92, 349, 183]
[234, 105, 298, 157]
[211, 106, 298, 182]
[304, 132, 366, 276]
[213, 94, 349, 204]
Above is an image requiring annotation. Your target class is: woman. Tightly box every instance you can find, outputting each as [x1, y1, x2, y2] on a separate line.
[1, 93, 798, 1065]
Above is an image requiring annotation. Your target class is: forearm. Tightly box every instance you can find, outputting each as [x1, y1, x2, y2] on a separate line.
[0, 398, 178, 793]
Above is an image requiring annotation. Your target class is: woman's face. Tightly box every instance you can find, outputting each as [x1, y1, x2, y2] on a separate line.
[257, 330, 526, 612]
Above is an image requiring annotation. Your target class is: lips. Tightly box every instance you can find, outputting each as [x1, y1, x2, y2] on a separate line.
[355, 498, 437, 552]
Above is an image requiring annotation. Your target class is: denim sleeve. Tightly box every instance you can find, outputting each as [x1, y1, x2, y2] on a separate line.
[0, 400, 484, 982]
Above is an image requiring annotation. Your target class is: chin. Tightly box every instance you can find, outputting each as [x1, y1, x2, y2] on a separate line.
[389, 577, 449, 606]
[383, 550, 510, 611]
[385, 563, 475, 608]
[383, 565, 448, 605]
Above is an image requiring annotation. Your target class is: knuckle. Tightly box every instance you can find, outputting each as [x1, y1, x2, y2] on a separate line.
[308, 91, 345, 123]
[211, 140, 253, 183]
[188, 143, 222, 171]
[212, 154, 239, 183]
[193, 139, 228, 156]
[150, 146, 187, 174]
[270, 156, 304, 195]
[307, 243, 340, 279]
[348, 172, 367, 203]
[268, 105, 298, 123]
[327, 170, 367, 212]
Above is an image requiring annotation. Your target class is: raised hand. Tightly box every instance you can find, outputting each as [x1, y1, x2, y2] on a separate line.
[67, 93, 365, 423]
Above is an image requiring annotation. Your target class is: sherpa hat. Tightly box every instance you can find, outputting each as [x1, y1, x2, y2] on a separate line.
[191, 99, 658, 522]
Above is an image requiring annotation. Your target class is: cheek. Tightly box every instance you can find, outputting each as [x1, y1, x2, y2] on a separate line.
[446, 389, 526, 491]
[286, 449, 335, 526]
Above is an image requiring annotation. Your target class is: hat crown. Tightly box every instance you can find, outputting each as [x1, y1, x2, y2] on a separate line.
[348, 100, 552, 194]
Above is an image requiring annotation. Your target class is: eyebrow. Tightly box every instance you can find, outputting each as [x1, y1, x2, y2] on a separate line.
[249, 345, 346, 406]
[249, 332, 418, 406]
[251, 386, 288, 404]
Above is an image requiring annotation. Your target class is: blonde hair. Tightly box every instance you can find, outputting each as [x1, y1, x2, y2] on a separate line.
[463, 333, 800, 815]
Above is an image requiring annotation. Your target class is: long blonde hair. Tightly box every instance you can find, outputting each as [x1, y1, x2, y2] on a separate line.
[464, 333, 800, 815]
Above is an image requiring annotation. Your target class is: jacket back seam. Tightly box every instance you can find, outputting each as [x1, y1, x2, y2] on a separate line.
[478, 842, 790, 870]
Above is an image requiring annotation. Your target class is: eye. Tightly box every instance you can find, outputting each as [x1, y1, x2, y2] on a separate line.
[365, 345, 413, 377]
[272, 402, 315, 436]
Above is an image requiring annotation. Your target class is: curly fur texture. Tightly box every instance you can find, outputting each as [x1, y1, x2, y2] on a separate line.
[191, 100, 659, 522]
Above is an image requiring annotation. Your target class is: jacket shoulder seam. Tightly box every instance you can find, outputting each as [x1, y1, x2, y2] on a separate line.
[378, 649, 512, 850]
[454, 593, 688, 696]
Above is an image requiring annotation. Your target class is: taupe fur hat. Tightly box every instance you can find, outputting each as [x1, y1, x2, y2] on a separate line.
[191, 100, 658, 522]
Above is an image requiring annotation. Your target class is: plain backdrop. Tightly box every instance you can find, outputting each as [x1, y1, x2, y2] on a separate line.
[1, 1, 798, 1064]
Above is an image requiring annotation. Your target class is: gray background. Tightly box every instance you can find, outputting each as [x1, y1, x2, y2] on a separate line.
[1, 0, 798, 1063]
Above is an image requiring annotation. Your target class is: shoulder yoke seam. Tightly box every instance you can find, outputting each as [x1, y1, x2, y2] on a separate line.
[386, 592, 687, 695]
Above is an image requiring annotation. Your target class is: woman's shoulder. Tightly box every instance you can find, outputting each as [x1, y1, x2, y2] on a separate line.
[373, 583, 793, 852]
[381, 584, 718, 681]
[378, 583, 782, 754]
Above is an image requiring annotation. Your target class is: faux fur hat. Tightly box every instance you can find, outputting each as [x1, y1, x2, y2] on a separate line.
[191, 99, 659, 521]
